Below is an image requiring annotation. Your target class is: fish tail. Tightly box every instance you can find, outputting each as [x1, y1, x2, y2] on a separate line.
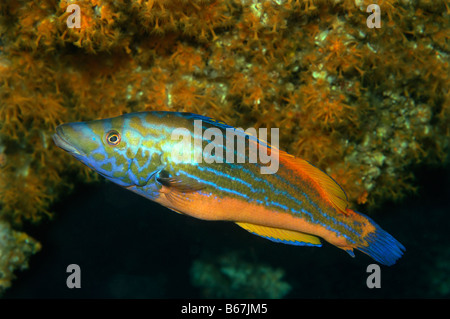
[353, 212, 405, 266]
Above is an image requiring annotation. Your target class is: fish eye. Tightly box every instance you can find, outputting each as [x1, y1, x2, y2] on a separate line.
[106, 130, 121, 146]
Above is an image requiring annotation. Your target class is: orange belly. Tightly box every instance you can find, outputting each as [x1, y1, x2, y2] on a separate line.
[154, 189, 351, 248]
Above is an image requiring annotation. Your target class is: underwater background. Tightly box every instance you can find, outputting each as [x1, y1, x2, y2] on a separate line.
[0, 0, 449, 298]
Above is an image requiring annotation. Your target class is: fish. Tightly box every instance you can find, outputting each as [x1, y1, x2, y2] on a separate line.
[53, 111, 405, 266]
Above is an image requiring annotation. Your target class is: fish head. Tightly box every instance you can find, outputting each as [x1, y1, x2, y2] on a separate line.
[53, 113, 148, 187]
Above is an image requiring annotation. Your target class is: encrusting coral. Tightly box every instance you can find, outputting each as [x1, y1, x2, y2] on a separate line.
[0, 0, 449, 293]
[0, 219, 41, 294]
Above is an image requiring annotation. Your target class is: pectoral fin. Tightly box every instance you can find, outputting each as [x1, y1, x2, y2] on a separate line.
[236, 222, 322, 247]
[156, 171, 205, 208]
[157, 175, 204, 193]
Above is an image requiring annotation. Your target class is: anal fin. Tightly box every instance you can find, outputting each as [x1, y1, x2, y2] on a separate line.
[236, 222, 322, 247]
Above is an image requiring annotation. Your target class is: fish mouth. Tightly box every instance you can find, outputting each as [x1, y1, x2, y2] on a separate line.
[53, 126, 84, 156]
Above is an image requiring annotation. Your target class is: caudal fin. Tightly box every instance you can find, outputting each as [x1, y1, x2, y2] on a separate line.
[355, 214, 405, 266]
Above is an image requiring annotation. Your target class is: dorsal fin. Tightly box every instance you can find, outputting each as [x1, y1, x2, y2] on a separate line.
[236, 222, 322, 246]
[279, 150, 350, 215]
[178, 112, 235, 130]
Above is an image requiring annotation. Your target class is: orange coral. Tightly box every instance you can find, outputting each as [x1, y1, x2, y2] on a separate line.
[58, 0, 122, 53]
[0, 0, 447, 217]
[169, 43, 205, 73]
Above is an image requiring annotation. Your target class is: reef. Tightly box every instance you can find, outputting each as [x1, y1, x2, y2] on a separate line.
[427, 249, 450, 298]
[190, 251, 291, 298]
[0, 0, 449, 293]
[0, 219, 41, 294]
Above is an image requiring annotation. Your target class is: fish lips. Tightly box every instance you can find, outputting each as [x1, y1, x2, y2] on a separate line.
[53, 125, 85, 156]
